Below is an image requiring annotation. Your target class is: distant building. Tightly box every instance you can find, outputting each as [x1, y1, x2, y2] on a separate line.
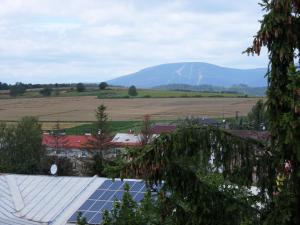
[42, 134, 97, 158]
[151, 124, 177, 134]
[111, 133, 143, 147]
[227, 130, 270, 143]
[198, 117, 221, 127]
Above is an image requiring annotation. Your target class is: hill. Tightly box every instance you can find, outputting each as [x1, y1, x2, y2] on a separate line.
[108, 62, 267, 88]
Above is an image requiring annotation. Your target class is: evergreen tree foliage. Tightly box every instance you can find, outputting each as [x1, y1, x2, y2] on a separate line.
[90, 153, 105, 176]
[41, 156, 74, 176]
[245, 0, 300, 224]
[0, 117, 44, 174]
[128, 85, 138, 96]
[140, 114, 152, 146]
[247, 99, 267, 130]
[93, 104, 110, 151]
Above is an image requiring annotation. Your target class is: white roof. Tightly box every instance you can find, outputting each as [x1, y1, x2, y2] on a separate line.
[0, 174, 106, 225]
[111, 133, 142, 144]
[111, 133, 159, 145]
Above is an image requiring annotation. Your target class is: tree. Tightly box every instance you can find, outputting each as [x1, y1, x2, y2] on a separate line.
[128, 85, 138, 96]
[90, 153, 105, 176]
[245, 1, 300, 224]
[9, 82, 26, 97]
[0, 82, 9, 90]
[0, 117, 44, 174]
[41, 156, 74, 176]
[39, 87, 53, 96]
[247, 99, 267, 130]
[76, 83, 86, 92]
[140, 114, 152, 146]
[95, 104, 109, 145]
[99, 82, 108, 90]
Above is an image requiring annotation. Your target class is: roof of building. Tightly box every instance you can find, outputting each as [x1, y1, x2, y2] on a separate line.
[228, 130, 270, 143]
[0, 174, 149, 225]
[151, 125, 177, 134]
[198, 118, 220, 126]
[42, 134, 97, 149]
[111, 133, 142, 147]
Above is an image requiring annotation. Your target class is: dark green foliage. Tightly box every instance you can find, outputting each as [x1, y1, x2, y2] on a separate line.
[39, 87, 53, 96]
[99, 82, 108, 90]
[245, 0, 300, 224]
[106, 125, 268, 225]
[9, 82, 27, 96]
[76, 212, 88, 225]
[0, 117, 44, 174]
[102, 184, 171, 225]
[76, 83, 86, 92]
[0, 82, 9, 90]
[90, 153, 105, 176]
[95, 104, 109, 136]
[247, 99, 267, 130]
[128, 85, 138, 96]
[41, 156, 74, 176]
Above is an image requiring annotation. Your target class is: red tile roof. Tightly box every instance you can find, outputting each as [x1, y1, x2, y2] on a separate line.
[42, 134, 97, 149]
[151, 125, 176, 134]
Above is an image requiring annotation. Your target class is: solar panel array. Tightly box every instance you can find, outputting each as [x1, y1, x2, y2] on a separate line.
[68, 179, 147, 224]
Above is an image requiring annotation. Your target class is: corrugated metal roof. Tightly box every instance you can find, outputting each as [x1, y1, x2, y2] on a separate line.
[0, 174, 106, 225]
[111, 133, 142, 146]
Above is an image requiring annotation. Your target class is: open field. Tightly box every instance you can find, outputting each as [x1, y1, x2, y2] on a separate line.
[0, 96, 262, 126]
[0, 86, 245, 99]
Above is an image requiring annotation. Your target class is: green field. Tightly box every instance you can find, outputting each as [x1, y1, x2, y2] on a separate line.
[0, 86, 245, 99]
[65, 88, 244, 98]
[64, 121, 143, 135]
[64, 120, 177, 135]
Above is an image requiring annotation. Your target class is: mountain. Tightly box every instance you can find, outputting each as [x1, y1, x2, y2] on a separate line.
[108, 62, 267, 88]
[154, 84, 266, 96]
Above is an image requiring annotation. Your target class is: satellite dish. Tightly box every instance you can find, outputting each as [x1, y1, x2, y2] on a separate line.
[50, 164, 58, 175]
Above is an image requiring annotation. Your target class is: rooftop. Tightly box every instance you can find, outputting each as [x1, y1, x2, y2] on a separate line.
[0, 174, 149, 225]
[42, 134, 97, 149]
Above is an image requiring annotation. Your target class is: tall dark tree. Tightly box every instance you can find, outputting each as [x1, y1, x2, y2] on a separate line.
[99, 82, 108, 90]
[128, 85, 138, 96]
[140, 114, 152, 146]
[245, 1, 300, 224]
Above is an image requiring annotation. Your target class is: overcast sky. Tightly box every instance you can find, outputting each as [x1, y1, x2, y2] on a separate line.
[0, 0, 268, 84]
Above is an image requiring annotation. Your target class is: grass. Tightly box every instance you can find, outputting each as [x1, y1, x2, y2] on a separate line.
[64, 119, 176, 135]
[64, 121, 143, 135]
[0, 86, 244, 99]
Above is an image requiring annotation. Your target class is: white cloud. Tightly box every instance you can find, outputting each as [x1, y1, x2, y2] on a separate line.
[0, 0, 268, 84]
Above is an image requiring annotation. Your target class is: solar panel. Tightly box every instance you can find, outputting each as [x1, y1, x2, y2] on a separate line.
[68, 179, 150, 224]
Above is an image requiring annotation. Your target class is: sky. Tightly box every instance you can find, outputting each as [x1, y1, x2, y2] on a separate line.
[0, 0, 268, 84]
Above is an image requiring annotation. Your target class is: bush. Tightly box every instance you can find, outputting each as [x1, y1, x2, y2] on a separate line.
[76, 83, 86, 92]
[40, 87, 53, 96]
[9, 83, 26, 97]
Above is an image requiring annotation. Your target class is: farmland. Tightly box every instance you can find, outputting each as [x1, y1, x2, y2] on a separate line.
[0, 96, 262, 129]
[0, 86, 245, 99]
